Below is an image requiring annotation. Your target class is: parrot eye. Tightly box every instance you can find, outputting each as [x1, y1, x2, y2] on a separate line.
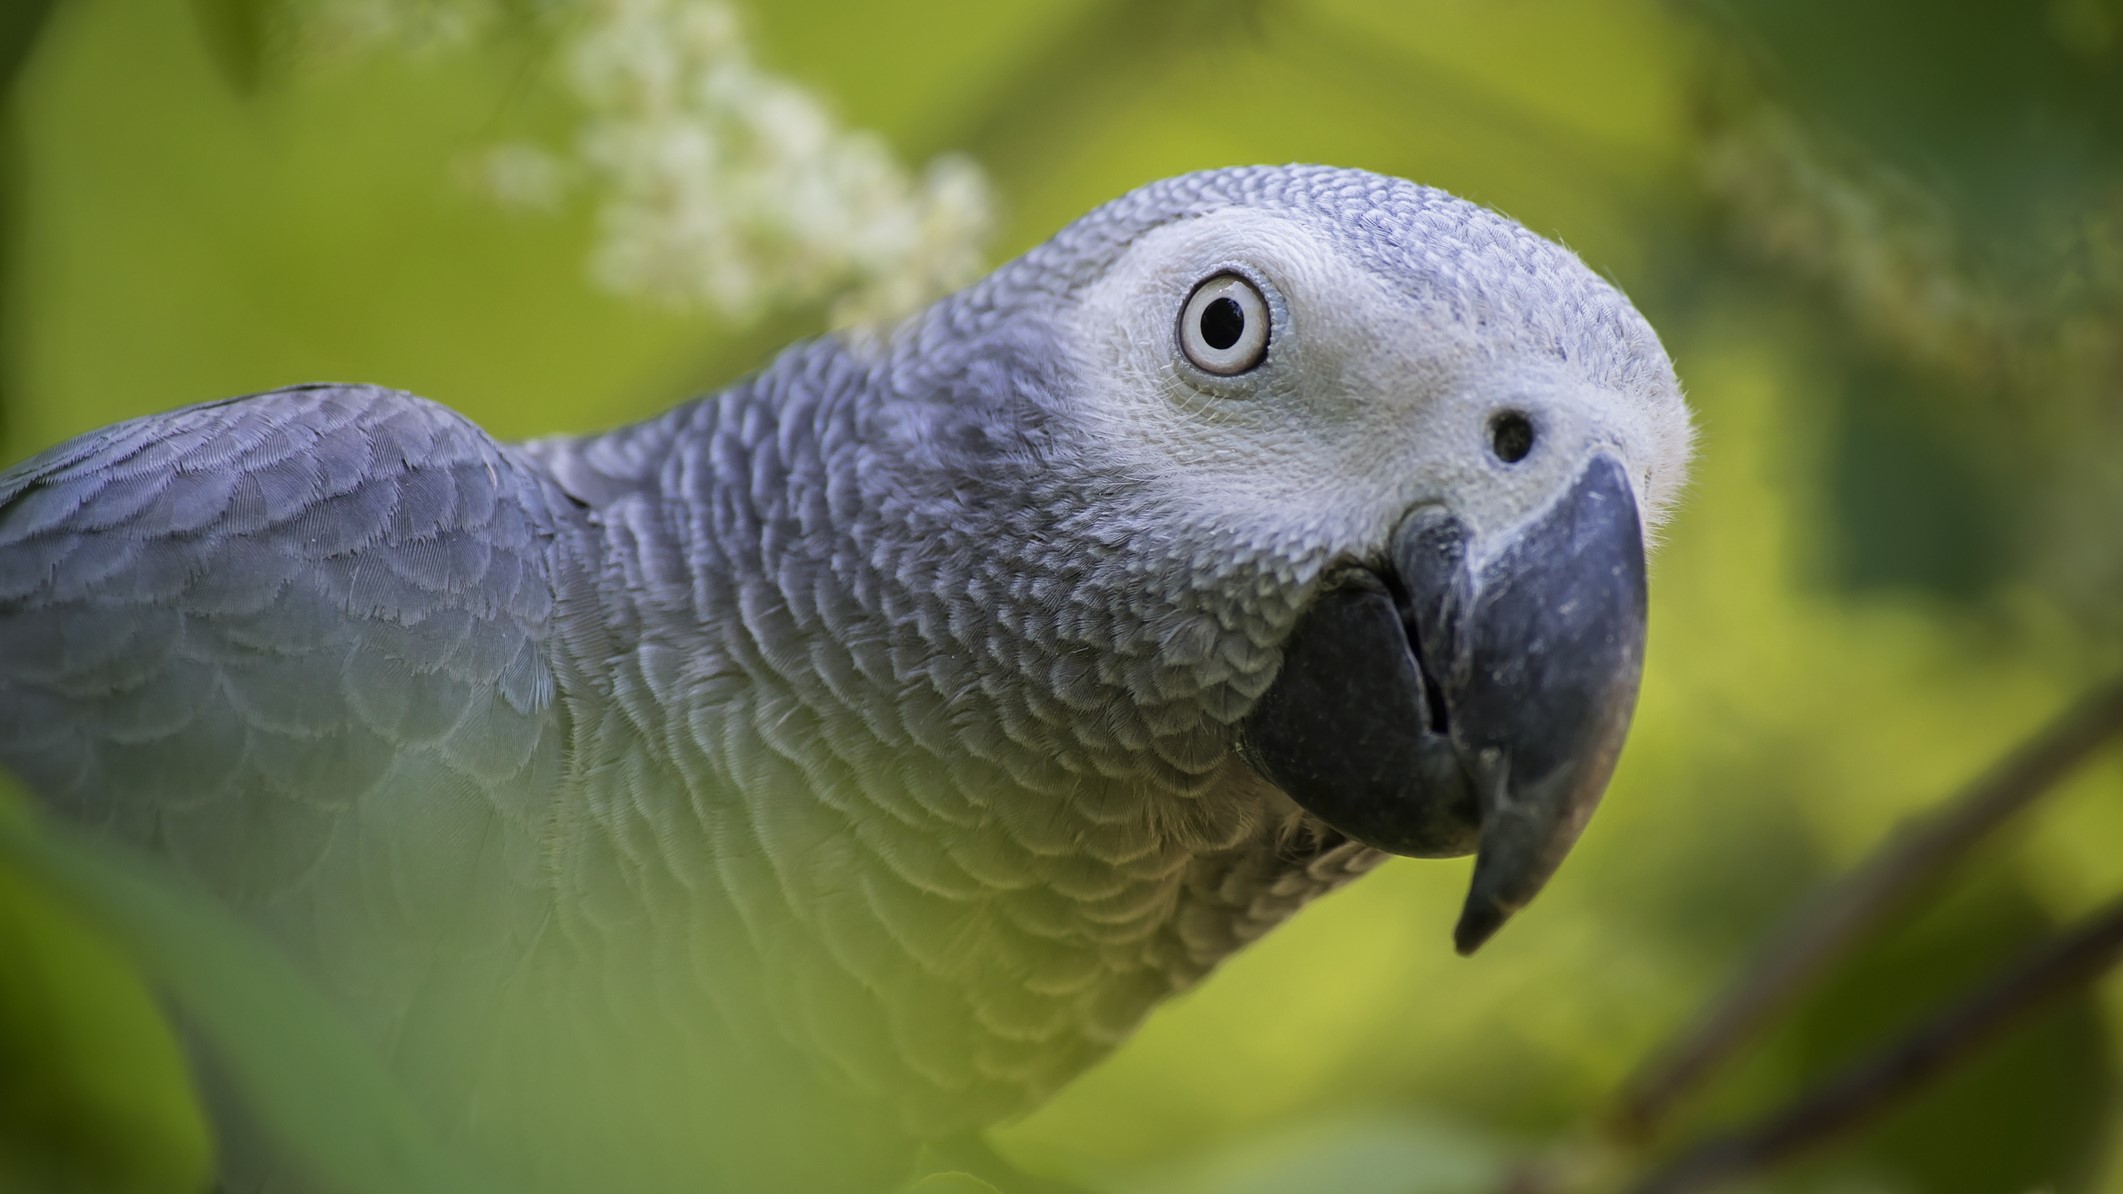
[1490, 411, 1536, 463]
[1178, 273, 1269, 375]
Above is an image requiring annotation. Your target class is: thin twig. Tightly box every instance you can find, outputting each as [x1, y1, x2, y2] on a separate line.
[1624, 896, 2123, 1194]
[1613, 674, 2123, 1140]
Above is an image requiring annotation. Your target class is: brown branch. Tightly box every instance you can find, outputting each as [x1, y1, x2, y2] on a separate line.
[1612, 673, 2123, 1140]
[1623, 896, 2123, 1194]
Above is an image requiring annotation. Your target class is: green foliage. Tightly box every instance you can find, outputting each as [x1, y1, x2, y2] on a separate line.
[0, 0, 59, 96]
[1780, 874, 2113, 1194]
[1, 1, 2120, 1191]
[0, 797, 208, 1194]
[1115, 1114, 1511, 1194]
[187, 0, 279, 94]
[900, 1174, 1006, 1194]
[0, 794, 501, 1194]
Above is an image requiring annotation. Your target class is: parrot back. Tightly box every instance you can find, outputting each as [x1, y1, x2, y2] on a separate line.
[0, 383, 576, 1046]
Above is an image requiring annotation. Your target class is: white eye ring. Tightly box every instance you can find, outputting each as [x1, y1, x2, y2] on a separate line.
[1178, 273, 1269, 376]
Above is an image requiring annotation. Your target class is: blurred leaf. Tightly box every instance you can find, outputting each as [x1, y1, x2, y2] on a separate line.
[1693, 0, 2123, 278]
[901, 1173, 1006, 1194]
[0, 0, 57, 452]
[1680, 1, 2123, 622]
[1823, 356, 2015, 601]
[0, 807, 502, 1194]
[1118, 1114, 1511, 1194]
[0, 0, 59, 97]
[1775, 873, 2115, 1193]
[917, 0, 1261, 177]
[0, 117, 21, 452]
[0, 797, 209, 1194]
[188, 0, 279, 94]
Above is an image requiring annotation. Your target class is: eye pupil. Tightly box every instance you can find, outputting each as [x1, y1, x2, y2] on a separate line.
[1199, 296, 1245, 350]
[1491, 412, 1535, 464]
[1178, 272, 1269, 376]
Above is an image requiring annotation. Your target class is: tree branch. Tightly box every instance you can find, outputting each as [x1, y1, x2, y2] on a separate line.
[1612, 674, 2123, 1140]
[1623, 895, 2123, 1194]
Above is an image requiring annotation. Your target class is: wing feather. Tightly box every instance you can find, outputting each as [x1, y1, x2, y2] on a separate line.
[0, 383, 572, 996]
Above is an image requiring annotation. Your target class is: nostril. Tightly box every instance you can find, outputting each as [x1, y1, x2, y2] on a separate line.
[1489, 411, 1535, 464]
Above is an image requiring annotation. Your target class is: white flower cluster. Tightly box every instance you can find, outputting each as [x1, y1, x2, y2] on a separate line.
[557, 0, 995, 324]
[299, 0, 997, 325]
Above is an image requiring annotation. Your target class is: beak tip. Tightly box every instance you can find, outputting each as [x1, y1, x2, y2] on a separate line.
[1452, 898, 1508, 956]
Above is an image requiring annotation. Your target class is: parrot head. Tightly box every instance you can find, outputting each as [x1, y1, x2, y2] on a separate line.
[869, 165, 1691, 958]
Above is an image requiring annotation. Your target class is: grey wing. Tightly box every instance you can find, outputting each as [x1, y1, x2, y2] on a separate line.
[0, 383, 572, 1035]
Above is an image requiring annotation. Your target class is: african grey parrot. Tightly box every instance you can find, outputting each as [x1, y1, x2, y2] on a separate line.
[0, 165, 1691, 1192]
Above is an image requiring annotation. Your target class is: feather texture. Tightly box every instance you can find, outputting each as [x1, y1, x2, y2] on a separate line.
[0, 166, 1691, 1192]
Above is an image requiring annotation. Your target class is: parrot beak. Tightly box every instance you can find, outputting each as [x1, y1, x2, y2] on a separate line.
[1239, 454, 1648, 955]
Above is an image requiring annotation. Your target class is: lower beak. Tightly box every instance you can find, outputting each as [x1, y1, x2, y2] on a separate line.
[1239, 454, 1648, 954]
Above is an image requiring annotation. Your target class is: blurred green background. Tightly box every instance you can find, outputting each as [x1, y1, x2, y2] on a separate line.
[3, 1, 2123, 1191]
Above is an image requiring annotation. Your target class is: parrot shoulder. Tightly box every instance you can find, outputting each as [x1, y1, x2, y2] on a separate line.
[0, 383, 577, 999]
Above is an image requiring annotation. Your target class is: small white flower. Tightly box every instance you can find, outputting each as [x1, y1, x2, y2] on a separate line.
[292, 0, 996, 323]
[464, 143, 573, 212]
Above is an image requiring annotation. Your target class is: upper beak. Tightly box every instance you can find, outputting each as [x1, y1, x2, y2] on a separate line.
[1238, 454, 1648, 954]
